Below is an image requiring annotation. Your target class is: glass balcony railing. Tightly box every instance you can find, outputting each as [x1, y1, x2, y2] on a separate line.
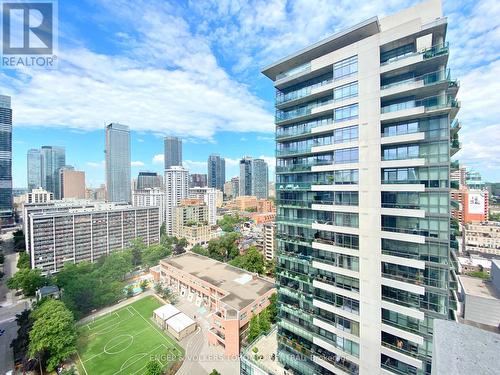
[381, 42, 449, 66]
[381, 94, 460, 114]
[276, 199, 312, 208]
[276, 159, 332, 172]
[450, 180, 459, 190]
[450, 160, 459, 171]
[276, 216, 314, 226]
[276, 147, 313, 157]
[381, 69, 456, 91]
[276, 75, 334, 105]
[276, 182, 312, 191]
[276, 97, 334, 123]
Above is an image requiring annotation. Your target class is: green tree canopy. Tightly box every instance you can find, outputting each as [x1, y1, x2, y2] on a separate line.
[29, 299, 77, 372]
[7, 268, 50, 296]
[17, 252, 31, 269]
[229, 246, 265, 275]
[247, 314, 261, 343]
[144, 360, 163, 375]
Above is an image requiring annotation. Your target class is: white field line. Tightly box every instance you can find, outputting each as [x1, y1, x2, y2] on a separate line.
[112, 344, 167, 375]
[77, 351, 89, 375]
[87, 312, 121, 331]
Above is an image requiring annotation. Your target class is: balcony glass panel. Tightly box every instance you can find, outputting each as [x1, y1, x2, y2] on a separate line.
[276, 72, 333, 104]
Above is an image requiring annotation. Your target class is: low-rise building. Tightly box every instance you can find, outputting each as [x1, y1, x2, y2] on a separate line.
[25, 201, 160, 274]
[463, 221, 500, 257]
[153, 304, 197, 341]
[257, 199, 275, 214]
[263, 223, 276, 261]
[151, 253, 276, 356]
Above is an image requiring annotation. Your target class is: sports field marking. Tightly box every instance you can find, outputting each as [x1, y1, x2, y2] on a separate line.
[128, 306, 183, 357]
[104, 334, 134, 355]
[112, 344, 167, 375]
[87, 312, 121, 331]
[84, 311, 138, 339]
[77, 351, 89, 375]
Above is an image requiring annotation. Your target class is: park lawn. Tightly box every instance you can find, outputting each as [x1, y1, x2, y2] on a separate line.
[76, 296, 184, 375]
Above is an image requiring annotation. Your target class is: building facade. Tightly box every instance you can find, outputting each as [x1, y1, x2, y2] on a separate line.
[26, 202, 159, 273]
[164, 166, 189, 234]
[105, 123, 131, 203]
[40, 146, 66, 200]
[132, 187, 165, 224]
[189, 173, 208, 188]
[137, 171, 162, 190]
[27, 149, 42, 192]
[263, 222, 276, 261]
[239, 157, 253, 196]
[0, 95, 12, 224]
[60, 168, 86, 199]
[251, 158, 269, 199]
[189, 187, 218, 225]
[27, 188, 53, 204]
[208, 154, 226, 191]
[231, 177, 240, 199]
[172, 199, 213, 245]
[262, 1, 459, 374]
[463, 221, 500, 257]
[164, 136, 182, 169]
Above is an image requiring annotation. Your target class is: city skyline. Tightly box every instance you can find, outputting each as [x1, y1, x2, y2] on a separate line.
[2, 0, 499, 189]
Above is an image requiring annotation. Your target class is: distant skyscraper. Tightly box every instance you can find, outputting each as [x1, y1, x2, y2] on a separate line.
[27, 149, 42, 192]
[164, 136, 182, 169]
[0, 95, 12, 223]
[164, 166, 188, 234]
[239, 157, 253, 196]
[105, 123, 131, 203]
[251, 159, 269, 199]
[137, 171, 162, 190]
[207, 154, 225, 191]
[60, 168, 86, 199]
[40, 146, 66, 199]
[231, 177, 240, 199]
[189, 173, 208, 188]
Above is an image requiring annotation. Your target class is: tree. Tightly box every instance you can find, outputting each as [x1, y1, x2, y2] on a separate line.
[191, 245, 208, 256]
[7, 268, 50, 296]
[268, 293, 278, 324]
[259, 308, 271, 334]
[247, 314, 261, 343]
[29, 299, 77, 372]
[17, 252, 31, 269]
[126, 285, 134, 298]
[143, 244, 171, 268]
[130, 238, 146, 266]
[11, 309, 33, 368]
[209, 370, 221, 375]
[13, 229, 26, 251]
[140, 279, 149, 290]
[144, 360, 163, 375]
[229, 247, 265, 275]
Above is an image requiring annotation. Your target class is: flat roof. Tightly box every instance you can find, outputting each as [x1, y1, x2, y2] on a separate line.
[459, 275, 500, 300]
[161, 253, 275, 311]
[261, 17, 380, 81]
[166, 313, 196, 333]
[432, 320, 500, 375]
[154, 304, 180, 321]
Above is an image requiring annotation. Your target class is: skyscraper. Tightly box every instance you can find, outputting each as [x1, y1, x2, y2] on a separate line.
[207, 154, 225, 191]
[0, 95, 12, 223]
[164, 166, 188, 234]
[239, 157, 253, 196]
[105, 123, 131, 203]
[40, 146, 66, 200]
[137, 171, 162, 190]
[251, 158, 269, 199]
[164, 136, 182, 169]
[258, 1, 459, 374]
[189, 173, 208, 188]
[27, 149, 42, 192]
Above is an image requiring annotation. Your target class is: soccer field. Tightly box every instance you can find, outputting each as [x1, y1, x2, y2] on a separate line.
[76, 296, 184, 375]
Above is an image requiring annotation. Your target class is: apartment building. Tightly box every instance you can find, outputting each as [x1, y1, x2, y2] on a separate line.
[164, 166, 189, 234]
[463, 221, 500, 257]
[60, 168, 86, 199]
[260, 1, 459, 374]
[132, 187, 165, 224]
[263, 222, 276, 261]
[25, 202, 159, 274]
[151, 253, 276, 356]
[189, 187, 218, 225]
[26, 188, 53, 204]
[172, 198, 214, 245]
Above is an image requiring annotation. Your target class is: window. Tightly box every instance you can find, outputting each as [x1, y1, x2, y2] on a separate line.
[334, 147, 359, 163]
[334, 125, 358, 144]
[334, 104, 358, 121]
[333, 56, 358, 80]
[334, 82, 358, 101]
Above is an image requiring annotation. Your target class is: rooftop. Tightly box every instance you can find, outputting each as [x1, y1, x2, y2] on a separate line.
[154, 304, 181, 321]
[161, 252, 275, 311]
[242, 328, 283, 375]
[166, 312, 196, 333]
[459, 275, 500, 300]
[432, 320, 500, 375]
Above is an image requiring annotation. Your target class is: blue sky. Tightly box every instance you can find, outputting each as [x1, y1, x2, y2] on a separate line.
[2, 0, 500, 187]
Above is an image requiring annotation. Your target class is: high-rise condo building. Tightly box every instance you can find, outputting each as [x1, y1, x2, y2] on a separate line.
[132, 187, 165, 224]
[40, 146, 66, 200]
[105, 123, 131, 203]
[251, 158, 269, 199]
[231, 176, 240, 199]
[60, 168, 86, 199]
[207, 154, 225, 191]
[164, 166, 189, 234]
[27, 148, 42, 192]
[239, 157, 269, 198]
[164, 136, 182, 169]
[0, 95, 12, 223]
[137, 171, 162, 190]
[254, 1, 460, 374]
[239, 157, 253, 196]
[189, 187, 217, 225]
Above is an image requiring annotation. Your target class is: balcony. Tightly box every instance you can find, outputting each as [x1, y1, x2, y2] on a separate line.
[275, 96, 333, 125]
[450, 118, 461, 136]
[276, 199, 312, 208]
[450, 180, 459, 190]
[276, 182, 311, 191]
[276, 62, 311, 81]
[380, 43, 449, 74]
[450, 160, 459, 171]
[450, 138, 461, 156]
[276, 216, 314, 227]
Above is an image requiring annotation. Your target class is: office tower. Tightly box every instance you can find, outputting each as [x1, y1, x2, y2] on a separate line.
[40, 146, 66, 200]
[189, 173, 208, 188]
[259, 1, 459, 374]
[231, 177, 240, 199]
[0, 95, 12, 223]
[207, 154, 225, 191]
[190, 187, 217, 225]
[105, 123, 131, 203]
[24, 202, 159, 273]
[164, 136, 182, 169]
[60, 168, 86, 199]
[137, 171, 162, 190]
[27, 149, 42, 192]
[239, 157, 253, 196]
[132, 187, 165, 224]
[251, 158, 269, 199]
[164, 166, 188, 234]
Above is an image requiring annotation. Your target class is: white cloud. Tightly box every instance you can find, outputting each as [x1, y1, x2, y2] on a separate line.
[183, 160, 207, 173]
[131, 161, 145, 167]
[152, 154, 164, 165]
[86, 161, 105, 168]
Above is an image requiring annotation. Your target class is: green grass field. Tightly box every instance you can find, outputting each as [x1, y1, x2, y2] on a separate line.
[76, 296, 184, 375]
